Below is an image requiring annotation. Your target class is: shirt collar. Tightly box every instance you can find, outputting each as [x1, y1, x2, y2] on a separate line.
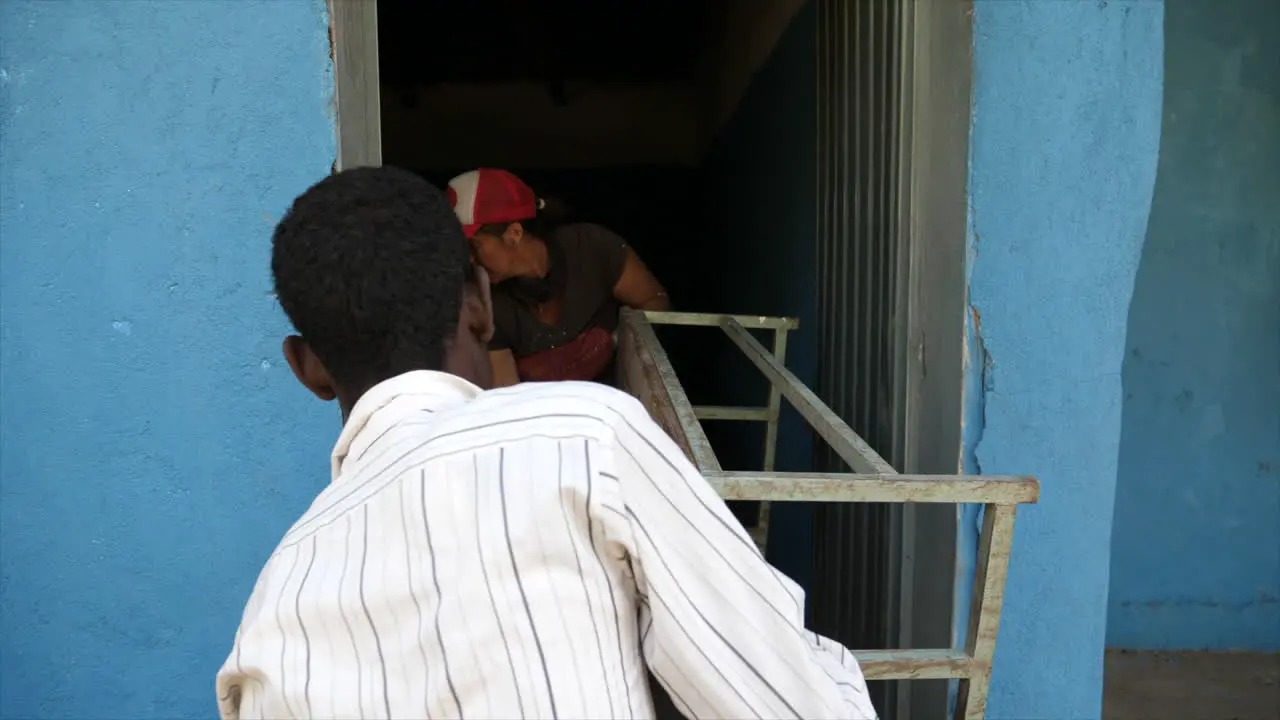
[330, 370, 482, 481]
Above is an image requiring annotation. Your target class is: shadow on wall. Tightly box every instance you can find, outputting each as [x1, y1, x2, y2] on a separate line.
[697, 2, 818, 599]
[1110, 0, 1280, 652]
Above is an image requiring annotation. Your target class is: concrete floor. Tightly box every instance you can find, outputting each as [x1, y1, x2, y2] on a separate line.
[1104, 649, 1280, 720]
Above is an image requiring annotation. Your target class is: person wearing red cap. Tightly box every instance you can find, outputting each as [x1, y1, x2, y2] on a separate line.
[448, 168, 670, 388]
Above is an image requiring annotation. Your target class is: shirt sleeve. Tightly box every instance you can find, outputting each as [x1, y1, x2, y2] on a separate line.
[571, 223, 630, 291]
[215, 563, 276, 720]
[602, 394, 879, 720]
[486, 297, 512, 352]
[487, 327, 511, 352]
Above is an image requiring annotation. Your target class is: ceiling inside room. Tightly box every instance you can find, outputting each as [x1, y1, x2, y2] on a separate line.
[377, 0, 711, 90]
[375, 0, 804, 169]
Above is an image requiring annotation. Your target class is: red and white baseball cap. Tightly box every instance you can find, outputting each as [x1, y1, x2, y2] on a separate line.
[447, 168, 544, 239]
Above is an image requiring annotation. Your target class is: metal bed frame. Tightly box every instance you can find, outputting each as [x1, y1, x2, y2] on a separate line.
[617, 309, 1040, 720]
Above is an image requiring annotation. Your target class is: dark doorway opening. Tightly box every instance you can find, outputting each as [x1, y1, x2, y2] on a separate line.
[357, 3, 973, 717]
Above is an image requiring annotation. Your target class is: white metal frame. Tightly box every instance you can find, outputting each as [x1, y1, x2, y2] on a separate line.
[620, 310, 1038, 720]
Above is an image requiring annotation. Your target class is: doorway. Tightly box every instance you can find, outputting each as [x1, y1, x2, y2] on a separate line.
[328, 2, 972, 717]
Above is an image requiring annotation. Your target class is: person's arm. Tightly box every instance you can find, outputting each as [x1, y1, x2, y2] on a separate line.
[603, 394, 878, 720]
[489, 349, 520, 388]
[613, 247, 670, 311]
[487, 310, 521, 388]
[577, 222, 670, 312]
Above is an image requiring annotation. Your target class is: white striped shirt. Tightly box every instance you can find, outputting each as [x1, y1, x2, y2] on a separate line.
[216, 371, 877, 720]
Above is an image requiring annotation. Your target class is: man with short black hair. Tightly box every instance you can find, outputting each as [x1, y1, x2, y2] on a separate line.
[216, 167, 877, 720]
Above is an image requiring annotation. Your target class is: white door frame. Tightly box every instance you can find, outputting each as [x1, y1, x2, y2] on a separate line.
[897, 1, 975, 718]
[329, 0, 382, 170]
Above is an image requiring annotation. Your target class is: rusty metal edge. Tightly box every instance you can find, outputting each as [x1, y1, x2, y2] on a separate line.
[956, 504, 1018, 720]
[620, 310, 721, 474]
[854, 648, 973, 680]
[643, 310, 800, 330]
[694, 405, 771, 421]
[708, 471, 1040, 505]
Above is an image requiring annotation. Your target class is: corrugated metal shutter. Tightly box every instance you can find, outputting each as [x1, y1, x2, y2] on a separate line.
[813, 0, 911, 714]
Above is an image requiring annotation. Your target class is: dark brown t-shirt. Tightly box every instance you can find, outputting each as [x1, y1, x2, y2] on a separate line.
[488, 222, 630, 382]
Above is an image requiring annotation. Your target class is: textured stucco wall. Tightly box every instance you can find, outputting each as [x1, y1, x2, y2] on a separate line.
[1109, 0, 1280, 652]
[959, 1, 1164, 718]
[0, 2, 336, 717]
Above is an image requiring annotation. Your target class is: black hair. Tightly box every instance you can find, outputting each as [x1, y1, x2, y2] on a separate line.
[476, 195, 573, 240]
[271, 166, 473, 389]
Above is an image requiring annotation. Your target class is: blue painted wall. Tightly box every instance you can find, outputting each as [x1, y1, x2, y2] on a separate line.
[0, 2, 336, 717]
[1109, 0, 1280, 652]
[700, 3, 818, 596]
[960, 1, 1164, 718]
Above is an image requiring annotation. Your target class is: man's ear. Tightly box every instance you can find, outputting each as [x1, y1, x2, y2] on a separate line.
[282, 335, 338, 401]
[467, 266, 496, 343]
[502, 222, 524, 246]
